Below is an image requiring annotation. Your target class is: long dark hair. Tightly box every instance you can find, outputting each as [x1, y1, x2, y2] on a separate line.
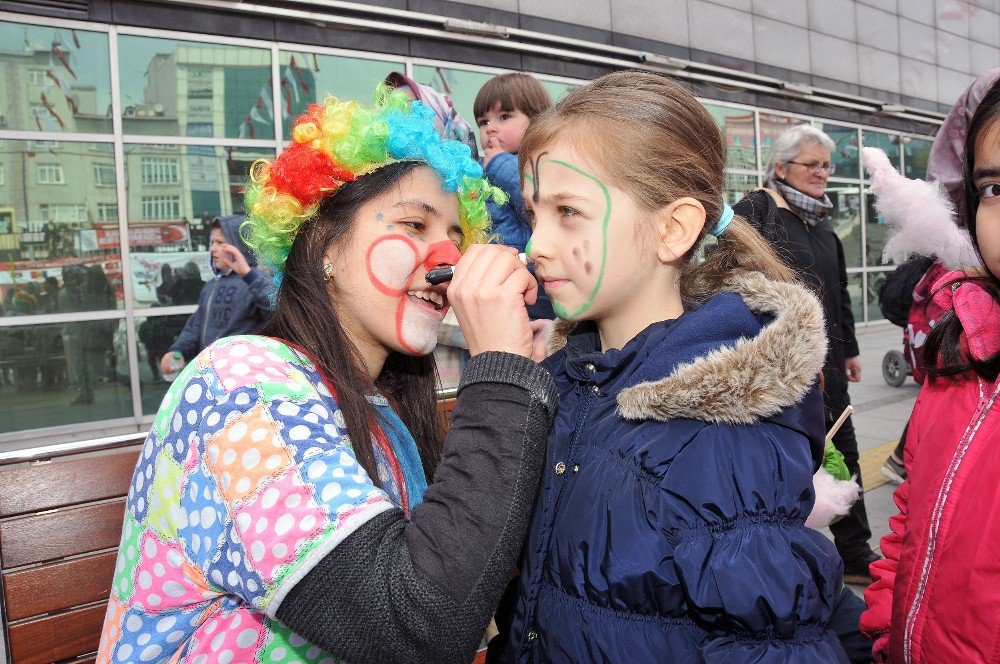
[259, 161, 443, 483]
[924, 78, 1000, 383]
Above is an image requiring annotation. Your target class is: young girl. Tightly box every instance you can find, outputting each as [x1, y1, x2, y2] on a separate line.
[860, 79, 1000, 663]
[493, 71, 854, 662]
[97, 87, 557, 664]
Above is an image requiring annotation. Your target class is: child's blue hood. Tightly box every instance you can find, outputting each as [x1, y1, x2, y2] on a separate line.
[211, 214, 257, 277]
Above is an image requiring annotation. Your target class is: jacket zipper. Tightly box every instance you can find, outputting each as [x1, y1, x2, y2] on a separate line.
[903, 379, 1000, 662]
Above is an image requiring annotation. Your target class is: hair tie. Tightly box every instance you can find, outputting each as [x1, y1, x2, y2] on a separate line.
[710, 202, 734, 237]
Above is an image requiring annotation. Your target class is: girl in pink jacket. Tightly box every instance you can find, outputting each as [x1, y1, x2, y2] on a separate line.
[860, 78, 1000, 662]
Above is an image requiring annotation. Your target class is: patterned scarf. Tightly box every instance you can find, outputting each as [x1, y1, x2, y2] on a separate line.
[769, 179, 833, 227]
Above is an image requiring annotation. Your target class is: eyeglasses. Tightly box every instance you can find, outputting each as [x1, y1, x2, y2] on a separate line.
[786, 160, 836, 175]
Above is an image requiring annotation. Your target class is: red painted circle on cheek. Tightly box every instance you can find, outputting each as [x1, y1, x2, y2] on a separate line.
[366, 234, 421, 296]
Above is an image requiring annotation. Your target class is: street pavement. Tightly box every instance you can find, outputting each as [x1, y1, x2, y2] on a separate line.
[818, 321, 921, 595]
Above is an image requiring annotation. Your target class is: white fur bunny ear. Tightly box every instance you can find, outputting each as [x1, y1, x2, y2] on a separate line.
[861, 147, 981, 270]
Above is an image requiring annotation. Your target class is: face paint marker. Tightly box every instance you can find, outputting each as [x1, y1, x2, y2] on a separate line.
[376, 212, 384, 221]
[425, 253, 528, 285]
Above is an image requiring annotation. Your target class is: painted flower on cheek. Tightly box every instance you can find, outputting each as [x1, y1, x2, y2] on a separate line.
[366, 236, 460, 355]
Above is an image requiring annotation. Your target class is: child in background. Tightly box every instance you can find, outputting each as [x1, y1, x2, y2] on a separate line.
[474, 72, 554, 319]
[860, 79, 1000, 663]
[492, 71, 857, 662]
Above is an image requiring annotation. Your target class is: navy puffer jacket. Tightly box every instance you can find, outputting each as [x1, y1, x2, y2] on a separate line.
[501, 272, 850, 663]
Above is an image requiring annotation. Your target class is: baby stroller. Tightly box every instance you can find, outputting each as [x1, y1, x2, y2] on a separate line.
[878, 257, 949, 387]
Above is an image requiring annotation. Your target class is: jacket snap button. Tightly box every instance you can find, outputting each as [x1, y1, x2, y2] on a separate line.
[572, 464, 579, 473]
[527, 630, 538, 642]
[590, 385, 601, 396]
[555, 461, 566, 475]
[584, 363, 596, 374]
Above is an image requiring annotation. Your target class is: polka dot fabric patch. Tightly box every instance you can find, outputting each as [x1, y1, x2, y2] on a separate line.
[183, 607, 267, 664]
[97, 336, 406, 662]
[205, 403, 294, 506]
[233, 469, 329, 583]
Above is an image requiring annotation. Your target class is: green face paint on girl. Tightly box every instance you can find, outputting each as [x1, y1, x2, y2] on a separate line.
[523, 141, 660, 327]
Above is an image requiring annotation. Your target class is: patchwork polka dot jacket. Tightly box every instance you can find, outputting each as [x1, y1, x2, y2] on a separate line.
[96, 335, 558, 663]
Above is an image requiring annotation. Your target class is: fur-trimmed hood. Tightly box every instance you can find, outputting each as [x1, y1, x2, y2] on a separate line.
[545, 271, 828, 427]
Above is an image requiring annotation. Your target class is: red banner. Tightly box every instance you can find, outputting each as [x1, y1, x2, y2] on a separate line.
[95, 223, 191, 249]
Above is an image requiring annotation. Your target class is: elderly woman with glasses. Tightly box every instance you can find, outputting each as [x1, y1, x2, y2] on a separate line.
[734, 124, 880, 589]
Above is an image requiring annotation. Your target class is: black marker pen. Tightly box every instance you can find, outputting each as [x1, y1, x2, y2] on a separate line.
[425, 253, 528, 285]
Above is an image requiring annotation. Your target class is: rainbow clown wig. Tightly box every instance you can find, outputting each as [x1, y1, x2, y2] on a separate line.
[242, 84, 507, 289]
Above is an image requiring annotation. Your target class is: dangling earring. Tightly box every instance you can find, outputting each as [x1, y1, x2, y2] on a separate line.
[323, 262, 334, 281]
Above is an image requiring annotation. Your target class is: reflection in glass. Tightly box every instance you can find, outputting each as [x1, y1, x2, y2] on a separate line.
[412, 66, 492, 153]
[821, 123, 860, 180]
[866, 270, 887, 322]
[136, 313, 192, 413]
[279, 52, 403, 140]
[847, 272, 864, 322]
[411, 66, 575, 154]
[827, 185, 863, 269]
[0, 319, 131, 433]
[124, 144, 271, 306]
[904, 138, 933, 181]
[0, 21, 113, 133]
[759, 113, 807, 173]
[864, 190, 889, 267]
[0, 140, 123, 313]
[724, 172, 759, 205]
[705, 104, 757, 171]
[862, 130, 900, 173]
[118, 35, 272, 139]
[540, 80, 576, 106]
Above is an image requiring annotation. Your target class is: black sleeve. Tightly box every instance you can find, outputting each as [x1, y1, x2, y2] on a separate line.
[835, 234, 861, 358]
[276, 351, 558, 664]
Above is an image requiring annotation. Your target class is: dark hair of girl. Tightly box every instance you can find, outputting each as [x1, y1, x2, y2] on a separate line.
[924, 78, 1000, 383]
[259, 160, 443, 484]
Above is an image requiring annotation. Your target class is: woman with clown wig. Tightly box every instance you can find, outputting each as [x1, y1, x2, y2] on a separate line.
[96, 86, 557, 664]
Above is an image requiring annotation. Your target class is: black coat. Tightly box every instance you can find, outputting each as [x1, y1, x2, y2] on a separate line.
[734, 189, 860, 396]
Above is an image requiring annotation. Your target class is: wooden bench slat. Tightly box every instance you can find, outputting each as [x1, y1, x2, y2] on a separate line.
[437, 397, 457, 439]
[3, 550, 117, 621]
[0, 499, 125, 568]
[0, 447, 140, 518]
[7, 603, 105, 664]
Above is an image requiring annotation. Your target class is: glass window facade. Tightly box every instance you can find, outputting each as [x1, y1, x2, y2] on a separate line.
[0, 15, 936, 443]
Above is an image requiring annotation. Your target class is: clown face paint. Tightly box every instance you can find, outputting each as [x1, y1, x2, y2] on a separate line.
[523, 140, 673, 345]
[366, 235, 462, 355]
[329, 166, 463, 372]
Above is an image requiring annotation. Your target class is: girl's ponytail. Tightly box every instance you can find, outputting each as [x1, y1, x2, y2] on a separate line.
[681, 215, 797, 307]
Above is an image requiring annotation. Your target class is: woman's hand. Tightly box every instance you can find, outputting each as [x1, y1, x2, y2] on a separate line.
[448, 245, 538, 358]
[845, 356, 862, 382]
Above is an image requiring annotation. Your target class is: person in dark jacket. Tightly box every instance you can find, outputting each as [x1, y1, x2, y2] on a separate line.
[158, 214, 273, 378]
[492, 72, 857, 663]
[99, 87, 556, 664]
[733, 124, 879, 585]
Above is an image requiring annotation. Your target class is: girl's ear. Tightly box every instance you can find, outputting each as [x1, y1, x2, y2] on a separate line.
[654, 197, 706, 264]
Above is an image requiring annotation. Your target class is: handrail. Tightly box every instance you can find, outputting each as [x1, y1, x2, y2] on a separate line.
[0, 386, 460, 464]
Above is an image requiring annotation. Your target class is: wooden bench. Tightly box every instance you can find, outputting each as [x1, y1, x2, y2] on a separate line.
[0, 397, 463, 664]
